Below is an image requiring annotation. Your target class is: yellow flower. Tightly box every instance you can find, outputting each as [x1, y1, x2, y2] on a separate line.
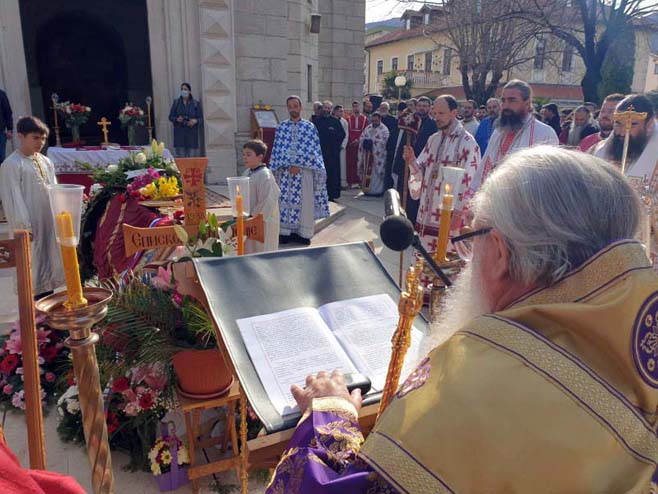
[161, 450, 172, 465]
[151, 463, 161, 476]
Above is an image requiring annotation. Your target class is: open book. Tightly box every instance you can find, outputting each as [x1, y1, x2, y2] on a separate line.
[236, 294, 423, 416]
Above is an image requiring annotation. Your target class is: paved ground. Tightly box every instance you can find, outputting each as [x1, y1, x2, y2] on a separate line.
[0, 189, 415, 493]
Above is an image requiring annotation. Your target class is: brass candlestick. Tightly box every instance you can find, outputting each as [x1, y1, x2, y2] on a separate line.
[378, 258, 423, 419]
[145, 96, 153, 143]
[51, 93, 61, 147]
[36, 288, 114, 494]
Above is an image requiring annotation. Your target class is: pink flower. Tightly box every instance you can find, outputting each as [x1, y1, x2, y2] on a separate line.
[5, 332, 21, 355]
[144, 371, 167, 392]
[172, 292, 183, 307]
[3, 384, 13, 394]
[36, 329, 51, 346]
[151, 265, 175, 291]
[11, 390, 25, 410]
[123, 401, 140, 417]
[122, 388, 137, 403]
[45, 372, 56, 383]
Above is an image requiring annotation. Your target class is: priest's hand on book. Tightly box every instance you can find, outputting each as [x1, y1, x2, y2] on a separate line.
[291, 369, 363, 415]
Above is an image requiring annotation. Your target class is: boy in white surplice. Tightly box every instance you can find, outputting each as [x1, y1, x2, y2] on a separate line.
[0, 117, 64, 296]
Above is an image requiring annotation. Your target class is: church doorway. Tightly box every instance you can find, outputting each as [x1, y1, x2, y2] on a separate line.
[19, 0, 153, 146]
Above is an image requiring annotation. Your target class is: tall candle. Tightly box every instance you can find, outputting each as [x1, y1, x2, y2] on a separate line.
[146, 101, 152, 128]
[236, 186, 245, 256]
[434, 183, 453, 264]
[55, 212, 87, 310]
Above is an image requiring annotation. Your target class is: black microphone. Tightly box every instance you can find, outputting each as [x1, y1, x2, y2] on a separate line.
[380, 188, 453, 287]
[381, 189, 415, 252]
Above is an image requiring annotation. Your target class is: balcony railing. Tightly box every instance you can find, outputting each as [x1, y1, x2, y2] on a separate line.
[376, 70, 452, 90]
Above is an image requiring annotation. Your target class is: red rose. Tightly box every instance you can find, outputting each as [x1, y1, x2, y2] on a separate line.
[40, 345, 59, 362]
[65, 369, 75, 386]
[106, 412, 119, 434]
[138, 392, 153, 410]
[111, 377, 130, 393]
[0, 354, 20, 374]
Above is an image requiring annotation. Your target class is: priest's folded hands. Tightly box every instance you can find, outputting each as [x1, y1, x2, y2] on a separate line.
[266, 147, 658, 494]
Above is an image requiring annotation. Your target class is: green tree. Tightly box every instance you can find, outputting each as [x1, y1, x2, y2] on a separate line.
[381, 70, 412, 100]
[597, 27, 634, 101]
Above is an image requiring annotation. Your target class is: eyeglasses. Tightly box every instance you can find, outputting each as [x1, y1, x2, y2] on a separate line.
[450, 227, 492, 261]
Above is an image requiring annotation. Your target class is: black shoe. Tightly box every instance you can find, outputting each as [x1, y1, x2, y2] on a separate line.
[291, 233, 311, 246]
[279, 235, 291, 244]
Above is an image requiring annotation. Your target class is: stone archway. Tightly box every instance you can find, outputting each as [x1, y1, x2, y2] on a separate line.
[34, 14, 128, 144]
[19, 0, 153, 146]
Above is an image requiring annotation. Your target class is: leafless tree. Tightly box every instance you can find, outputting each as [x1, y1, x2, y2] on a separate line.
[387, 0, 558, 103]
[508, 0, 658, 102]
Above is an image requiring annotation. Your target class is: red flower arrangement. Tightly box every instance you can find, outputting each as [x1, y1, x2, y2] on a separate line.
[0, 316, 68, 412]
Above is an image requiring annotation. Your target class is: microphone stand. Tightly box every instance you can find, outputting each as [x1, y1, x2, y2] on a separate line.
[411, 233, 452, 287]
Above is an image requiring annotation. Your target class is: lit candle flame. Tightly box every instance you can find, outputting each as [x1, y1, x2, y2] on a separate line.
[236, 184, 240, 194]
[445, 183, 451, 194]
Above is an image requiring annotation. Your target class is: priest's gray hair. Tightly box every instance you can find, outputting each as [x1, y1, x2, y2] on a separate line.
[471, 146, 640, 286]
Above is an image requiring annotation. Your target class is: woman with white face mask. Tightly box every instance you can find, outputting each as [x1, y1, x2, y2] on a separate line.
[168, 82, 203, 157]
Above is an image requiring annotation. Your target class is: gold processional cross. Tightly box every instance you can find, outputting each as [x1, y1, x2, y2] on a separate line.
[614, 106, 648, 174]
[97, 117, 111, 144]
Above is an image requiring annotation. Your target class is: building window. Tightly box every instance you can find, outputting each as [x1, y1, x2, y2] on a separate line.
[405, 18, 411, 30]
[377, 60, 384, 75]
[654, 63, 658, 75]
[425, 51, 433, 72]
[424, 13, 430, 24]
[407, 54, 414, 71]
[442, 48, 452, 75]
[534, 38, 546, 70]
[562, 45, 573, 72]
[307, 64, 313, 102]
[392, 57, 398, 71]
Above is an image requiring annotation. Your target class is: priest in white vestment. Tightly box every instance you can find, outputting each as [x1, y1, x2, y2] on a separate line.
[357, 112, 389, 196]
[479, 80, 558, 189]
[0, 117, 64, 296]
[592, 94, 658, 268]
[404, 95, 482, 288]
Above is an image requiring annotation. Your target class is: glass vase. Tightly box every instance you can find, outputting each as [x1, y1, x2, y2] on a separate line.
[127, 126, 136, 146]
[71, 125, 80, 144]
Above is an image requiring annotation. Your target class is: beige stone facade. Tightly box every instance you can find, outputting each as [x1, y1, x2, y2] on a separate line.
[0, 0, 365, 182]
[366, 13, 656, 106]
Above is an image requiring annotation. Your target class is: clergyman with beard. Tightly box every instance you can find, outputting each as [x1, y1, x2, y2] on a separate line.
[478, 79, 558, 186]
[593, 94, 656, 172]
[266, 147, 657, 494]
[579, 93, 625, 152]
[565, 105, 598, 147]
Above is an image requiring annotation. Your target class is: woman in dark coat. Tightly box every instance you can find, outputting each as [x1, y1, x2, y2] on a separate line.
[168, 82, 203, 157]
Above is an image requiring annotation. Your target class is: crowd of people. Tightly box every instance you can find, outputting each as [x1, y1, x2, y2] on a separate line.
[265, 80, 658, 494]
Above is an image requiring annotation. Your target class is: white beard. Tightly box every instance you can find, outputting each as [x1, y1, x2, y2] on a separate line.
[420, 263, 491, 356]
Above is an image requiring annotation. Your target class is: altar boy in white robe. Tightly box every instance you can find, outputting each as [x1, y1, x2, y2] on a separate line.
[242, 139, 280, 253]
[0, 117, 64, 296]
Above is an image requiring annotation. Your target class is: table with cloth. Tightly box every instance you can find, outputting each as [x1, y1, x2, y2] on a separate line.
[46, 146, 175, 190]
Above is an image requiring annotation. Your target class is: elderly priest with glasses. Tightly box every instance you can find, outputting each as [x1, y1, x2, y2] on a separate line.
[265, 146, 658, 494]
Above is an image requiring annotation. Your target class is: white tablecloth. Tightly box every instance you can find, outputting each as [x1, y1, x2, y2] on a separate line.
[47, 146, 175, 174]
